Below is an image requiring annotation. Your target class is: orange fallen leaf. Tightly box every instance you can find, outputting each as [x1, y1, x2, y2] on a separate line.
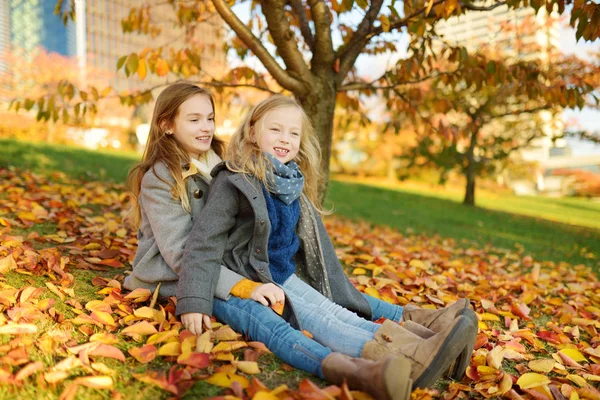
[128, 344, 157, 364]
[14, 361, 44, 381]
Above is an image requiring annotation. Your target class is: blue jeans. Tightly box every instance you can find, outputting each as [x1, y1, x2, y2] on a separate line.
[363, 294, 404, 322]
[212, 296, 331, 378]
[282, 274, 380, 357]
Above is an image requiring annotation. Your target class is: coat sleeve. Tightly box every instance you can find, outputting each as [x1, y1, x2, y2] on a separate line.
[139, 166, 244, 300]
[176, 173, 241, 316]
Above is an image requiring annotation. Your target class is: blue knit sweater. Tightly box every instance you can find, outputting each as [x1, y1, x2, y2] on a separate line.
[262, 186, 300, 284]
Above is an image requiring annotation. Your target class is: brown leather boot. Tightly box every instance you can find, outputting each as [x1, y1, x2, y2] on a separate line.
[362, 316, 472, 389]
[321, 352, 412, 400]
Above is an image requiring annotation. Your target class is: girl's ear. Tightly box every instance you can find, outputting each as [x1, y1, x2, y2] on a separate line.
[159, 119, 171, 133]
[249, 126, 256, 143]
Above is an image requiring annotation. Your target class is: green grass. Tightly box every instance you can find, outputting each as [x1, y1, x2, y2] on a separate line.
[0, 138, 139, 182]
[333, 176, 600, 230]
[326, 180, 600, 273]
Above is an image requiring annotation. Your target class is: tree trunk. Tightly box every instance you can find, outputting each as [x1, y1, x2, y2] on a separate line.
[463, 127, 479, 206]
[295, 77, 337, 205]
[463, 161, 476, 206]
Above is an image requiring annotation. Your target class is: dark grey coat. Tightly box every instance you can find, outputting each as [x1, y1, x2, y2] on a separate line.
[123, 162, 245, 299]
[176, 163, 372, 329]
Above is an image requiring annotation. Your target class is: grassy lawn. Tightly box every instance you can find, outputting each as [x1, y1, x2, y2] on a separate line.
[326, 180, 600, 273]
[0, 138, 138, 182]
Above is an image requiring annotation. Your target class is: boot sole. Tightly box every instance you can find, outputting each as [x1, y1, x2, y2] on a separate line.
[384, 355, 413, 400]
[412, 315, 472, 389]
[448, 308, 478, 380]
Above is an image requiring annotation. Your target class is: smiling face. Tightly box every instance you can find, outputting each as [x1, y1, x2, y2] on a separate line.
[253, 106, 302, 164]
[170, 94, 215, 159]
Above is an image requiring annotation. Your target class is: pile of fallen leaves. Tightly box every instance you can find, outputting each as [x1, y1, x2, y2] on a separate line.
[0, 167, 599, 400]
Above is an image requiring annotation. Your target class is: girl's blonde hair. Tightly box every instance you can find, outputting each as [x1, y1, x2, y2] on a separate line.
[226, 95, 323, 210]
[124, 82, 226, 229]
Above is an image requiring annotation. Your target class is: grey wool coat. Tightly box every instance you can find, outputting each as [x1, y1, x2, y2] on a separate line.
[176, 162, 372, 329]
[123, 161, 246, 299]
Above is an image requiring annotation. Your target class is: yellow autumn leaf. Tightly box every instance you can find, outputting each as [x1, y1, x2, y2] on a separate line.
[582, 374, 600, 382]
[157, 342, 181, 356]
[252, 392, 280, 400]
[90, 310, 116, 326]
[516, 372, 551, 389]
[233, 361, 261, 375]
[479, 312, 501, 321]
[73, 375, 113, 389]
[204, 372, 249, 389]
[214, 353, 234, 362]
[211, 341, 248, 353]
[122, 321, 158, 336]
[133, 307, 156, 319]
[0, 255, 17, 273]
[196, 331, 213, 353]
[147, 329, 179, 345]
[212, 326, 241, 341]
[181, 335, 196, 356]
[352, 268, 367, 275]
[363, 287, 380, 299]
[44, 371, 69, 384]
[566, 374, 587, 387]
[559, 348, 587, 362]
[528, 358, 555, 373]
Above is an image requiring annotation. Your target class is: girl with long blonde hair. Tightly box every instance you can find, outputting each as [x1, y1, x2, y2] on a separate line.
[177, 94, 476, 396]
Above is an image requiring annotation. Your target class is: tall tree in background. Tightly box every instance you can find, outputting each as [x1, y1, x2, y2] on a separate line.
[9, 0, 600, 202]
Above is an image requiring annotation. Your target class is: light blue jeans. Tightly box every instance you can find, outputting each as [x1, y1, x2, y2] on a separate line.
[363, 293, 404, 322]
[212, 295, 331, 378]
[282, 274, 381, 357]
[211, 284, 404, 378]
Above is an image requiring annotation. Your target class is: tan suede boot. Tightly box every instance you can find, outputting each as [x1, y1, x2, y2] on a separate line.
[402, 300, 478, 382]
[362, 316, 472, 389]
[403, 319, 476, 381]
[402, 298, 476, 332]
[321, 352, 412, 400]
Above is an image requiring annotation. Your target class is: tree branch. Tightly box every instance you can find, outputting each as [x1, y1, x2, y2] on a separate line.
[487, 104, 552, 121]
[336, 0, 385, 81]
[340, 69, 458, 91]
[460, 1, 507, 11]
[211, 0, 306, 93]
[308, 0, 335, 68]
[364, 0, 507, 43]
[290, 0, 315, 52]
[261, 0, 312, 86]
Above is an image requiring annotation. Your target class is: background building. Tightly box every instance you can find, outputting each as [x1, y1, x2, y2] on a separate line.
[433, 5, 595, 195]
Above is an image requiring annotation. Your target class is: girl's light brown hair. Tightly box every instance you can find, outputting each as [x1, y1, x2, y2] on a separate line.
[226, 95, 324, 210]
[124, 82, 226, 229]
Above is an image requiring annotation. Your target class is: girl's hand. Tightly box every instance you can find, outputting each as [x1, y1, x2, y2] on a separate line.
[181, 312, 212, 335]
[250, 283, 285, 307]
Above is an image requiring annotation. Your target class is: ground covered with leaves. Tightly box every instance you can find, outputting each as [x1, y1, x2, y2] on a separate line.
[0, 167, 599, 400]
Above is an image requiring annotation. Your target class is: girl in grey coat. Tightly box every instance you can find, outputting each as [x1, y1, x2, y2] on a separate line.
[177, 95, 477, 394]
[124, 82, 415, 400]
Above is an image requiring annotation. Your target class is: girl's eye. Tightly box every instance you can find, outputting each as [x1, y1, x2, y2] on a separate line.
[291, 132, 300, 137]
[271, 127, 280, 132]
[190, 119, 198, 122]
[208, 117, 215, 121]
